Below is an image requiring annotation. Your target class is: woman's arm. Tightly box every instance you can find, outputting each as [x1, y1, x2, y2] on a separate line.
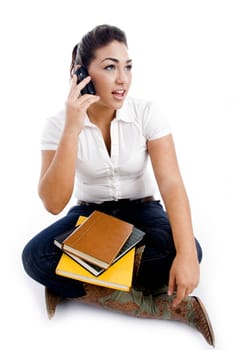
[38, 75, 99, 214]
[38, 130, 79, 214]
[148, 134, 200, 307]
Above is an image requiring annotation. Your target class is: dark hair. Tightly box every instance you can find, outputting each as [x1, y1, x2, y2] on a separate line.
[70, 24, 127, 77]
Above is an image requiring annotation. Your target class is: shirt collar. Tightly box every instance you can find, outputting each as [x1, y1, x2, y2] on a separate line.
[84, 115, 95, 127]
[116, 99, 135, 122]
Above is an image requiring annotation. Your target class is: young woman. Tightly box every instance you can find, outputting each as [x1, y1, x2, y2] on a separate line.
[22, 24, 214, 346]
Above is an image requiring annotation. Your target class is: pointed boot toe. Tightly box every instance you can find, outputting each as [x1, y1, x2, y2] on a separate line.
[45, 287, 63, 319]
[191, 297, 215, 347]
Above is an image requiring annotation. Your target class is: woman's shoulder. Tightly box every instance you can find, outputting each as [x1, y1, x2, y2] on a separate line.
[42, 109, 66, 135]
[122, 96, 162, 120]
[123, 96, 171, 140]
[40, 110, 66, 149]
[45, 109, 66, 126]
[124, 96, 153, 110]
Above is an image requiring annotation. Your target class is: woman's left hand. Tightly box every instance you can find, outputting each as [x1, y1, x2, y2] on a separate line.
[168, 253, 200, 308]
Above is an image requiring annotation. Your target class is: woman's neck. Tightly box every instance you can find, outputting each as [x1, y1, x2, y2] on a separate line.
[87, 104, 116, 125]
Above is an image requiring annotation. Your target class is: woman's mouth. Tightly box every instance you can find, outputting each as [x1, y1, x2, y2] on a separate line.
[112, 89, 126, 100]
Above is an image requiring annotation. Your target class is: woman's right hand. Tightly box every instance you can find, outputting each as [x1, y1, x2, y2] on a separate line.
[65, 74, 99, 134]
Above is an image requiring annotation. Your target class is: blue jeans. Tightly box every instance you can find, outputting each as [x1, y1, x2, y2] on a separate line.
[22, 200, 202, 297]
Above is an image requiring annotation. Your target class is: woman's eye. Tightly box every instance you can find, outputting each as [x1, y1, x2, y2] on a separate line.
[125, 64, 132, 71]
[104, 65, 115, 71]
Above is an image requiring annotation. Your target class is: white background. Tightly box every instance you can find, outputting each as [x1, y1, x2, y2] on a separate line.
[1, 0, 232, 349]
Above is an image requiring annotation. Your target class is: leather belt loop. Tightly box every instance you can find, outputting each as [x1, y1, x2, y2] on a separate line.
[77, 196, 154, 206]
[137, 195, 154, 204]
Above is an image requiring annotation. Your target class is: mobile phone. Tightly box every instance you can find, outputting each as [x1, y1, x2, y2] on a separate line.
[75, 66, 96, 95]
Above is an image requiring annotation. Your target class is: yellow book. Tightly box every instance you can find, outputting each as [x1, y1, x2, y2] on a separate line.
[77, 216, 88, 225]
[56, 248, 135, 292]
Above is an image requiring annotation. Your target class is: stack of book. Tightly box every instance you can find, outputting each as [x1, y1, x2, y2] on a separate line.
[54, 211, 145, 291]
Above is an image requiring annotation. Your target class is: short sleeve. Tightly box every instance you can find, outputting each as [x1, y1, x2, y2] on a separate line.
[40, 110, 65, 150]
[142, 101, 171, 141]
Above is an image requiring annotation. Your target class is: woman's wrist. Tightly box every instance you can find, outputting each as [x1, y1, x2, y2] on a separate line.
[175, 245, 198, 261]
[63, 124, 82, 137]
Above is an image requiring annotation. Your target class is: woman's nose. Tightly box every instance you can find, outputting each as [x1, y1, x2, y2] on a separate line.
[115, 69, 128, 84]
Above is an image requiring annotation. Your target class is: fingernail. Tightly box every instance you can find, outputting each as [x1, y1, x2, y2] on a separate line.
[167, 290, 172, 296]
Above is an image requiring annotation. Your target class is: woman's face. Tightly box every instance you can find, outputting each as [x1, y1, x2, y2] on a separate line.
[88, 40, 132, 110]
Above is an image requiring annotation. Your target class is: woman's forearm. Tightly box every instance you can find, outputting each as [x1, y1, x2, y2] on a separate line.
[148, 135, 198, 258]
[38, 129, 79, 214]
[161, 179, 198, 258]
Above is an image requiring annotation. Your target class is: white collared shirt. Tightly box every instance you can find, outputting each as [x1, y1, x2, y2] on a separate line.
[41, 96, 171, 203]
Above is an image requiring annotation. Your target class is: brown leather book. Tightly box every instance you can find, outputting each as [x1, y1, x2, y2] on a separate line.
[62, 211, 134, 269]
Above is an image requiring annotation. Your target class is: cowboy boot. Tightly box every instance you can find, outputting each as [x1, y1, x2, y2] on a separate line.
[45, 247, 215, 346]
[73, 246, 214, 346]
[77, 284, 215, 347]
